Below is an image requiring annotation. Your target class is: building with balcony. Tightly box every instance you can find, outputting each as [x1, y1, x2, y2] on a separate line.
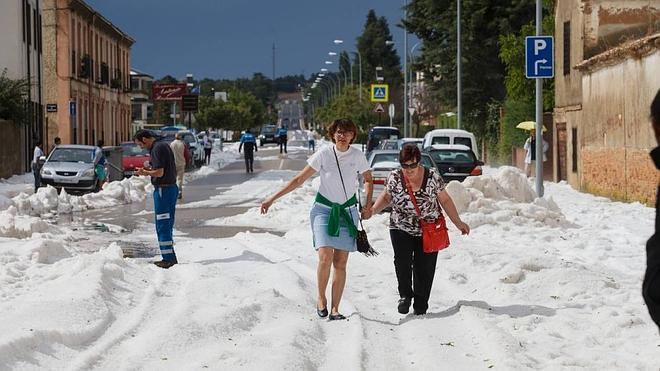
[42, 0, 134, 149]
[130, 69, 154, 132]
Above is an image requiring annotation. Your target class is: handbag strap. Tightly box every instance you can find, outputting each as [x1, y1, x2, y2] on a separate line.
[332, 147, 365, 230]
[401, 169, 423, 219]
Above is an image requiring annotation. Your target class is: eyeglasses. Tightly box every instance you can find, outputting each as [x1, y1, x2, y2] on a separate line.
[401, 161, 420, 169]
[334, 130, 351, 137]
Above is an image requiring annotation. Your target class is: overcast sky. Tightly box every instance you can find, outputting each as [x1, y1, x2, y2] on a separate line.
[86, 0, 414, 80]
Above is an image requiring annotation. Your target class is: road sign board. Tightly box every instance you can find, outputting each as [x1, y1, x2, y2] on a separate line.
[46, 104, 57, 113]
[374, 103, 385, 113]
[370, 84, 389, 102]
[69, 101, 76, 116]
[408, 107, 416, 116]
[181, 94, 199, 112]
[525, 36, 554, 78]
[388, 104, 395, 118]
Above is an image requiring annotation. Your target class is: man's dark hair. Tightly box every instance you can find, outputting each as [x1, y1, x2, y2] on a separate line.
[134, 129, 157, 142]
[652, 88, 660, 125]
[97, 139, 104, 147]
[54, 137, 61, 144]
[245, 128, 251, 133]
[36, 140, 42, 147]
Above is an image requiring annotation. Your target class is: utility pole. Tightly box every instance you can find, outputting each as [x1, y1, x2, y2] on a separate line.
[457, 0, 462, 130]
[535, 0, 544, 197]
[272, 43, 276, 82]
[403, 0, 409, 137]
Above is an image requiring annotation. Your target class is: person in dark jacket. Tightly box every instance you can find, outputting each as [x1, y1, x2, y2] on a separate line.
[277, 125, 288, 154]
[239, 129, 258, 173]
[643, 87, 660, 330]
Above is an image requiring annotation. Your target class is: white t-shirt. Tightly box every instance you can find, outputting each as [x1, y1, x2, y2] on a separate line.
[307, 145, 370, 204]
[32, 146, 44, 164]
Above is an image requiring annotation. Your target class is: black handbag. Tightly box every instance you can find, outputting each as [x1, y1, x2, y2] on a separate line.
[333, 147, 378, 257]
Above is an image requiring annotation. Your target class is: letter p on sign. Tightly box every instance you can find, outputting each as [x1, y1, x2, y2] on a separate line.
[534, 39, 547, 54]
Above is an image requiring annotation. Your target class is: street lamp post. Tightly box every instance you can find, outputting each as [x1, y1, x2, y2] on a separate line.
[409, 42, 421, 135]
[457, 0, 462, 130]
[334, 39, 362, 101]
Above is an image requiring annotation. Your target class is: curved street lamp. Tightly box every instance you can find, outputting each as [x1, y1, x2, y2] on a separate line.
[334, 39, 362, 101]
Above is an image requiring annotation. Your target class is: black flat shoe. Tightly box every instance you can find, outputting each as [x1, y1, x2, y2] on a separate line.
[397, 297, 412, 314]
[328, 313, 346, 321]
[316, 307, 328, 318]
[154, 259, 178, 269]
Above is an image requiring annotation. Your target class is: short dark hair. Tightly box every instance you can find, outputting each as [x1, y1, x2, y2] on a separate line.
[36, 140, 42, 147]
[134, 129, 156, 141]
[652, 88, 660, 125]
[399, 143, 421, 164]
[54, 137, 61, 144]
[326, 118, 358, 144]
[97, 139, 104, 147]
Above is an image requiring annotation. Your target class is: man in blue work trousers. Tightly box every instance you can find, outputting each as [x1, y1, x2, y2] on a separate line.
[277, 125, 288, 154]
[134, 129, 179, 269]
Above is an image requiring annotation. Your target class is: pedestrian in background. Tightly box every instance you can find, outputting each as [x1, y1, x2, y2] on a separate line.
[261, 119, 374, 321]
[134, 130, 179, 269]
[32, 141, 44, 193]
[366, 144, 470, 315]
[523, 129, 549, 177]
[239, 128, 258, 173]
[203, 134, 213, 165]
[277, 125, 288, 154]
[94, 140, 107, 190]
[308, 130, 316, 153]
[170, 132, 187, 199]
[643, 87, 660, 331]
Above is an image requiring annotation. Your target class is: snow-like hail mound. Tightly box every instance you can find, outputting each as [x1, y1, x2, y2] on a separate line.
[444, 166, 570, 229]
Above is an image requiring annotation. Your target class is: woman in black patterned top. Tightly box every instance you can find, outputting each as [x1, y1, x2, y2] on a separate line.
[366, 144, 470, 315]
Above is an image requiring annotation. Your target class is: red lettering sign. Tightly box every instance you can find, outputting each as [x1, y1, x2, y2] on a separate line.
[152, 84, 187, 101]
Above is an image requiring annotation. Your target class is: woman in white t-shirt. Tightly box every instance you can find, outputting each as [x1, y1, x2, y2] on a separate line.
[261, 119, 373, 321]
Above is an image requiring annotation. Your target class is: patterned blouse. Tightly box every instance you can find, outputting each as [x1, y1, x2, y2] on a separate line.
[385, 167, 446, 236]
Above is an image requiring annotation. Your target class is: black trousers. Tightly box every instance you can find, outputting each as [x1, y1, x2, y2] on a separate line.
[204, 148, 212, 164]
[390, 229, 438, 313]
[244, 151, 254, 172]
[279, 136, 288, 153]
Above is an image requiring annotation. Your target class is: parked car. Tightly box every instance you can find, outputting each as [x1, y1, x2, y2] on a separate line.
[422, 129, 479, 159]
[40, 145, 100, 193]
[120, 141, 150, 178]
[377, 137, 424, 151]
[366, 126, 401, 156]
[259, 124, 279, 146]
[359, 149, 436, 209]
[177, 130, 204, 167]
[424, 144, 483, 183]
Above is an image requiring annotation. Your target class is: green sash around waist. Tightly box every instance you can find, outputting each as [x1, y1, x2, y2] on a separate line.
[315, 193, 358, 238]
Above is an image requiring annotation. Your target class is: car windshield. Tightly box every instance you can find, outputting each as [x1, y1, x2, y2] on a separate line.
[261, 126, 277, 135]
[48, 148, 94, 163]
[182, 133, 195, 144]
[371, 153, 434, 168]
[121, 143, 149, 156]
[431, 136, 450, 145]
[454, 137, 472, 149]
[372, 130, 400, 141]
[429, 150, 475, 164]
[379, 141, 399, 150]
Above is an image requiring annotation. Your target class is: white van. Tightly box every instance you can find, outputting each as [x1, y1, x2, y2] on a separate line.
[422, 129, 479, 159]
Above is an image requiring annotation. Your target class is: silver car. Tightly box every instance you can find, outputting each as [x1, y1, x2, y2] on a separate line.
[40, 145, 100, 193]
[359, 149, 436, 208]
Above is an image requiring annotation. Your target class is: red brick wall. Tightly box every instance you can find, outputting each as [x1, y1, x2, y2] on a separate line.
[582, 146, 657, 205]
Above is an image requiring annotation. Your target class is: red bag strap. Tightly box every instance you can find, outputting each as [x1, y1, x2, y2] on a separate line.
[401, 170, 423, 218]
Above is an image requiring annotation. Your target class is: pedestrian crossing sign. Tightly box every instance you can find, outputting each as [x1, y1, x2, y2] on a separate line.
[370, 84, 389, 102]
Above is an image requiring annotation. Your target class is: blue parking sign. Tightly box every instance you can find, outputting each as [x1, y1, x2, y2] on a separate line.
[69, 101, 77, 116]
[525, 36, 554, 78]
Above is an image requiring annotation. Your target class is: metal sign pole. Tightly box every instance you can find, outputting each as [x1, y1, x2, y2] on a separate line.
[535, 0, 544, 197]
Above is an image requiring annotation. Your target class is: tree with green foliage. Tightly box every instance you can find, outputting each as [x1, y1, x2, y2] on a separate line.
[314, 85, 378, 141]
[196, 89, 266, 133]
[404, 0, 538, 143]
[357, 10, 403, 89]
[0, 69, 30, 124]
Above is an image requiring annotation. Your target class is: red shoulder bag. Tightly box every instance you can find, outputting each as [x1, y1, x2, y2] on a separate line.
[402, 170, 450, 253]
